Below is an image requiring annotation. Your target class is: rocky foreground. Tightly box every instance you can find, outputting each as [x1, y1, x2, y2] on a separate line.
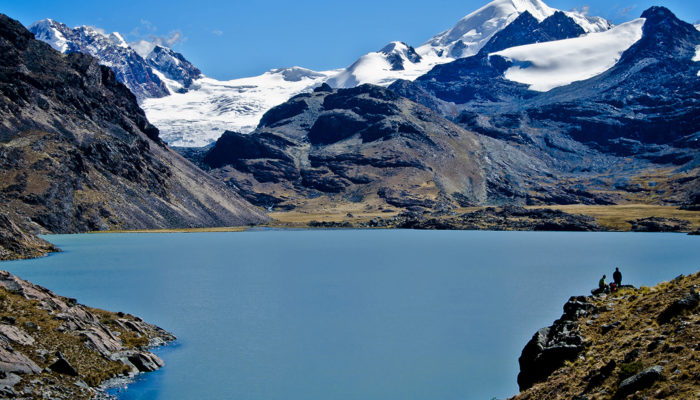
[0, 270, 174, 399]
[513, 272, 700, 399]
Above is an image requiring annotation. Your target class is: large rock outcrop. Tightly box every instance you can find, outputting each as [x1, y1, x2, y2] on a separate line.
[513, 272, 700, 399]
[0, 270, 175, 398]
[517, 296, 596, 390]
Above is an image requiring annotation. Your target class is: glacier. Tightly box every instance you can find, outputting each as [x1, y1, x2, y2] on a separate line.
[492, 18, 646, 91]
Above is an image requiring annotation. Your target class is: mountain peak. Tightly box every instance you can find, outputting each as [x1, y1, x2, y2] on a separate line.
[417, 0, 608, 60]
[618, 6, 700, 64]
[640, 6, 676, 20]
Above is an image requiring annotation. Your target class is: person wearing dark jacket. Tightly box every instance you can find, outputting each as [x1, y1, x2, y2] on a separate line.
[613, 267, 622, 287]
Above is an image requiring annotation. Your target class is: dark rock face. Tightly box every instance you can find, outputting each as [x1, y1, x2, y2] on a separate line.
[479, 11, 584, 55]
[629, 217, 692, 232]
[379, 42, 422, 71]
[615, 366, 664, 398]
[0, 13, 268, 240]
[202, 84, 491, 211]
[127, 352, 165, 372]
[517, 296, 597, 391]
[259, 98, 310, 127]
[49, 353, 78, 376]
[309, 110, 369, 145]
[145, 45, 202, 90]
[657, 290, 699, 324]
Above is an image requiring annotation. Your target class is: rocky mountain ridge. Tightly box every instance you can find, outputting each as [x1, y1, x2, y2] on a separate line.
[192, 6, 698, 214]
[29, 0, 610, 147]
[0, 12, 267, 255]
[29, 19, 201, 101]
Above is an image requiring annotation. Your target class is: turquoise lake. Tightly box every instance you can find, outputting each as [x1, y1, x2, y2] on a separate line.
[1, 230, 699, 400]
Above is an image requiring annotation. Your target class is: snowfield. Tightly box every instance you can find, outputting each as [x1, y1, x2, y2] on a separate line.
[142, 68, 337, 147]
[492, 18, 645, 91]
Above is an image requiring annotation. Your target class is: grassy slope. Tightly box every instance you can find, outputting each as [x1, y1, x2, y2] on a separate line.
[511, 272, 700, 400]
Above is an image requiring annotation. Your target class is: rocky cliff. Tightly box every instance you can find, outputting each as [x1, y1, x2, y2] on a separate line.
[513, 272, 700, 399]
[0, 13, 267, 251]
[0, 270, 175, 398]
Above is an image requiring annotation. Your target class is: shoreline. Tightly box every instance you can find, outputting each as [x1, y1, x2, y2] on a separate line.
[83, 204, 700, 235]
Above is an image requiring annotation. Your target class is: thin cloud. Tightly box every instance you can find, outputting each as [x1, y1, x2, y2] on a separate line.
[87, 26, 105, 35]
[616, 5, 637, 18]
[212, 30, 224, 36]
[129, 18, 186, 49]
[571, 5, 591, 16]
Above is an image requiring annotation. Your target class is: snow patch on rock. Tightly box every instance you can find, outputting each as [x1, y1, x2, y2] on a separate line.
[492, 18, 645, 91]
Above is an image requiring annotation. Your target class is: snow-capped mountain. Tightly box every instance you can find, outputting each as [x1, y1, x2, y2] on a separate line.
[133, 41, 202, 94]
[28, 18, 333, 146]
[141, 67, 337, 146]
[29, 0, 614, 147]
[29, 19, 201, 101]
[327, 0, 611, 89]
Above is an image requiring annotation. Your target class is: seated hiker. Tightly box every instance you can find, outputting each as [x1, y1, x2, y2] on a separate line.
[613, 267, 622, 287]
[599, 274, 607, 290]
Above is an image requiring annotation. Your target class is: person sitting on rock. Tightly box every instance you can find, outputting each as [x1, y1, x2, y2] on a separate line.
[613, 267, 622, 287]
[599, 275, 607, 291]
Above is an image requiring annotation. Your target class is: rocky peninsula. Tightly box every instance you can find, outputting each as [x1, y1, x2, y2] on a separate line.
[0, 270, 174, 399]
[513, 272, 699, 399]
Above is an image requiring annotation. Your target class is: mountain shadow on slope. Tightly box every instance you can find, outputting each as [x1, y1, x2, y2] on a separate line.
[0, 13, 267, 241]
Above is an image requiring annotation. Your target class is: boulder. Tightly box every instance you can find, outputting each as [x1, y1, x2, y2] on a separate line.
[615, 366, 664, 398]
[0, 324, 35, 346]
[49, 352, 78, 376]
[601, 321, 622, 334]
[0, 345, 41, 374]
[658, 290, 699, 323]
[127, 351, 165, 372]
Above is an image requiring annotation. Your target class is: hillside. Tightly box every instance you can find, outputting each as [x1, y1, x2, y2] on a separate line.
[513, 271, 700, 399]
[0, 12, 267, 256]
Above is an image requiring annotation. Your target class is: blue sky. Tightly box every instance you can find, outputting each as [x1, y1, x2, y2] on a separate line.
[3, 0, 698, 80]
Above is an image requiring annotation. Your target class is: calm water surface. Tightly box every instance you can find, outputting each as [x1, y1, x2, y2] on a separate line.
[2, 230, 699, 400]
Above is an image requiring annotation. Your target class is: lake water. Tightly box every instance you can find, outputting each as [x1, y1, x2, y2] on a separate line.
[1, 230, 699, 400]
